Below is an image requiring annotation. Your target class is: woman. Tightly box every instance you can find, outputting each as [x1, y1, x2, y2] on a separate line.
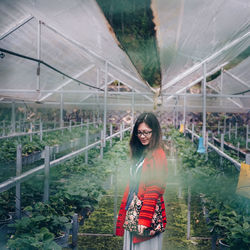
[116, 112, 168, 250]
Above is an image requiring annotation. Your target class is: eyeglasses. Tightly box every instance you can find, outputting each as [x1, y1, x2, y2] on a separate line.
[137, 130, 152, 137]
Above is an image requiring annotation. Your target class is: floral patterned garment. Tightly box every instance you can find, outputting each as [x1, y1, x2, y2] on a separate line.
[123, 194, 165, 236]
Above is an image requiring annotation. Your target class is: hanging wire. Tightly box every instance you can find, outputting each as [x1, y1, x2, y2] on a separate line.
[0, 48, 104, 92]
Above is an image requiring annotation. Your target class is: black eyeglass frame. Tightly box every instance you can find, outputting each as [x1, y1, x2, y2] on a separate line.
[137, 130, 152, 137]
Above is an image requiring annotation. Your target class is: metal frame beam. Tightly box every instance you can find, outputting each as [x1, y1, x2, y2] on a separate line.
[42, 22, 152, 94]
[162, 31, 250, 91]
[38, 64, 95, 102]
[0, 15, 34, 40]
[224, 70, 250, 89]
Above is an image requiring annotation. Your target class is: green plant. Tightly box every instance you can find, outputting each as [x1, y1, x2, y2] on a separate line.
[7, 227, 61, 250]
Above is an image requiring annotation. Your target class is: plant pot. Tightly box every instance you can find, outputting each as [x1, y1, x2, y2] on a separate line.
[219, 239, 230, 249]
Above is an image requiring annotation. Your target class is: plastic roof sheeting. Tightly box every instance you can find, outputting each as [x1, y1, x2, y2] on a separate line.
[153, 0, 250, 97]
[0, 0, 249, 113]
[0, 0, 151, 104]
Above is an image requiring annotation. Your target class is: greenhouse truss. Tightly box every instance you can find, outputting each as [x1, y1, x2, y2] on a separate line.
[0, 0, 250, 249]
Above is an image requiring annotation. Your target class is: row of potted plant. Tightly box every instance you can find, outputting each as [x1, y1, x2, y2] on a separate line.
[4, 134, 129, 249]
[0, 123, 101, 163]
[168, 129, 250, 249]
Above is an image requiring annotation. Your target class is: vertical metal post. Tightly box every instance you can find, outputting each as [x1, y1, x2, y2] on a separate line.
[100, 130, 104, 159]
[183, 93, 186, 129]
[43, 146, 50, 203]
[3, 120, 5, 136]
[72, 213, 78, 248]
[246, 125, 249, 149]
[11, 102, 16, 133]
[187, 186, 191, 240]
[113, 164, 118, 235]
[80, 118, 83, 130]
[30, 122, 33, 142]
[229, 122, 231, 140]
[223, 117, 226, 135]
[69, 120, 72, 132]
[246, 154, 250, 214]
[16, 144, 22, 219]
[176, 97, 179, 129]
[202, 63, 207, 147]
[235, 122, 238, 139]
[246, 154, 250, 165]
[220, 134, 224, 168]
[36, 20, 41, 91]
[237, 142, 240, 160]
[192, 123, 194, 142]
[103, 61, 108, 148]
[122, 121, 125, 139]
[110, 124, 113, 147]
[85, 129, 89, 164]
[87, 118, 89, 131]
[60, 93, 64, 128]
[120, 124, 123, 141]
[96, 67, 100, 118]
[40, 120, 43, 141]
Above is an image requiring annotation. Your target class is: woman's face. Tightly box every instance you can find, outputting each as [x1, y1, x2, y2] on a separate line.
[137, 122, 152, 146]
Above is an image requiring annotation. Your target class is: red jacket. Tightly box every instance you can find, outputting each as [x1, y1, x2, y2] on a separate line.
[116, 147, 168, 244]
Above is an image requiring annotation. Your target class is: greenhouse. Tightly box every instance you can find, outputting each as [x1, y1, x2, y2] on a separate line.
[0, 0, 250, 249]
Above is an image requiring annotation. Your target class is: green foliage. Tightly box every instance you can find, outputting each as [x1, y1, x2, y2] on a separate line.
[7, 228, 61, 250]
[96, 0, 161, 87]
[169, 129, 250, 249]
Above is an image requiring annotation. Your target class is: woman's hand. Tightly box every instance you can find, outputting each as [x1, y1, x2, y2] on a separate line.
[138, 224, 148, 235]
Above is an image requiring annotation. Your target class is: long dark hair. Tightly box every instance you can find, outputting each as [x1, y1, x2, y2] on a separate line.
[129, 112, 162, 159]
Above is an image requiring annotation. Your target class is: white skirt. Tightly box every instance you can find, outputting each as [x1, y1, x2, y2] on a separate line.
[123, 230, 163, 250]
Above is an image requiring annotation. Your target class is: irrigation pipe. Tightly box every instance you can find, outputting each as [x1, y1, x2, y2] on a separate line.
[186, 128, 241, 171]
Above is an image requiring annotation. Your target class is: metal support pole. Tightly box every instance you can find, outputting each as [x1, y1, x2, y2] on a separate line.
[202, 63, 207, 147]
[122, 121, 125, 139]
[36, 20, 41, 91]
[120, 124, 123, 141]
[103, 61, 108, 148]
[87, 118, 89, 131]
[30, 122, 33, 142]
[2, 120, 5, 136]
[96, 67, 100, 114]
[81, 118, 83, 130]
[187, 186, 191, 240]
[100, 130, 104, 159]
[40, 120, 43, 141]
[69, 120, 72, 132]
[11, 102, 16, 133]
[246, 125, 249, 150]
[235, 123, 238, 139]
[43, 146, 50, 203]
[110, 124, 113, 147]
[220, 134, 224, 169]
[16, 144, 22, 219]
[229, 123, 231, 140]
[183, 90, 187, 126]
[113, 164, 118, 235]
[85, 129, 89, 164]
[72, 213, 78, 249]
[60, 93, 64, 128]
[192, 123, 194, 142]
[223, 117, 226, 135]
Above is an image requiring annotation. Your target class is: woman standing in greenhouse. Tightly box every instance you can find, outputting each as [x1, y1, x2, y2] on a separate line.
[116, 112, 168, 250]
